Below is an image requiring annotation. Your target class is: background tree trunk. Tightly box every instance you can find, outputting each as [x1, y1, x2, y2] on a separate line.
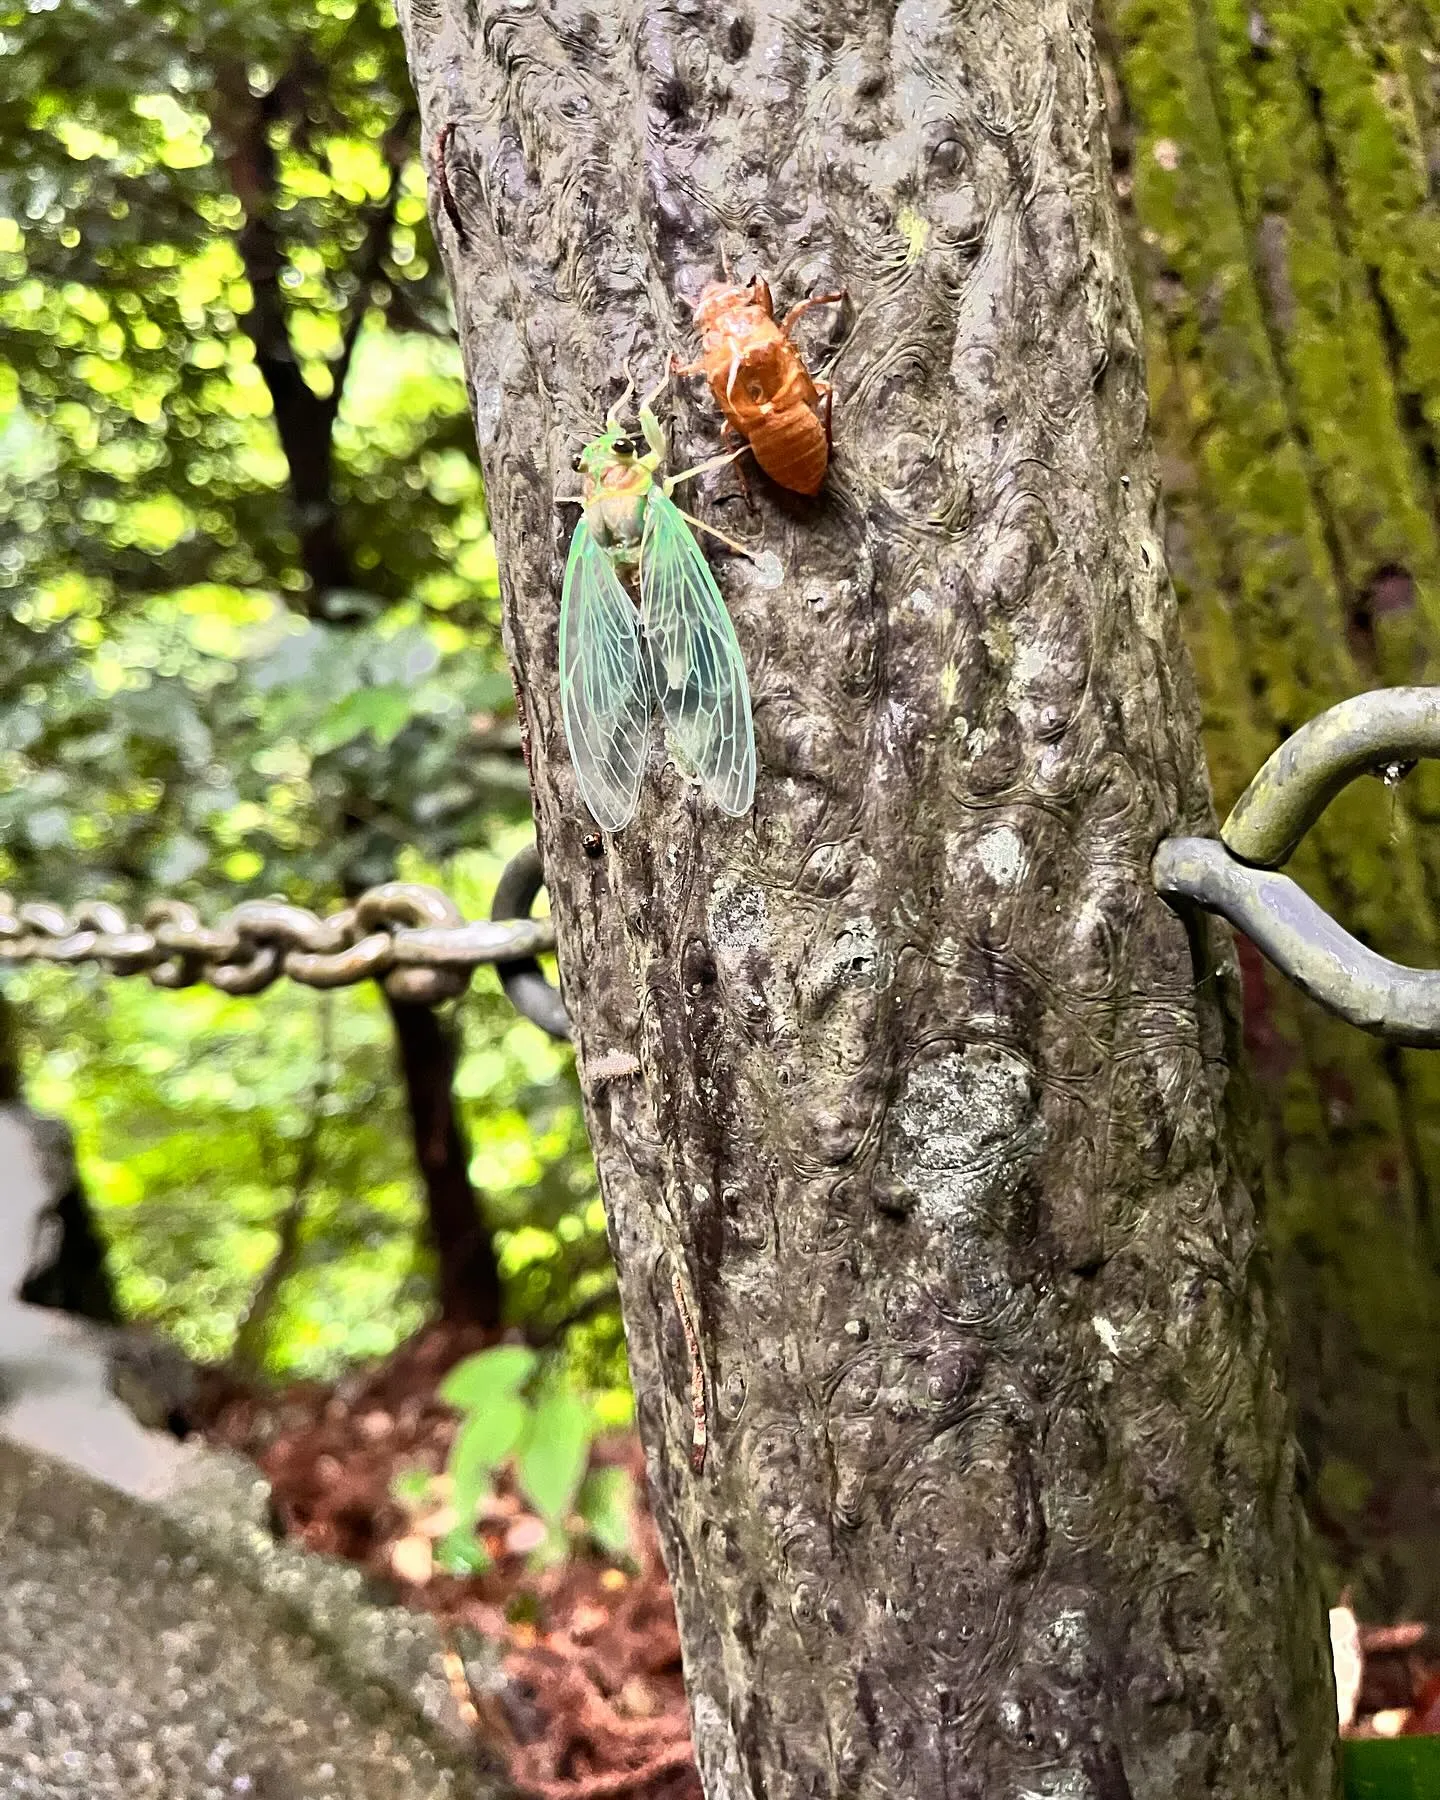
[398, 4, 1337, 1795]
[1101, 0, 1440, 1623]
[385, 995, 502, 1328]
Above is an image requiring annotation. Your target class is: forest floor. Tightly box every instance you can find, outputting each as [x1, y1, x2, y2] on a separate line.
[200, 1320, 700, 1800]
[196, 1321, 1440, 1798]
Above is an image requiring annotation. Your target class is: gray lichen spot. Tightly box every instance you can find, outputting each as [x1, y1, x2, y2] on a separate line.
[889, 1046, 1043, 1231]
[689, 1690, 746, 1800]
[708, 876, 770, 956]
[977, 825, 1025, 886]
[1015, 1775, 1099, 1800]
[747, 549, 784, 590]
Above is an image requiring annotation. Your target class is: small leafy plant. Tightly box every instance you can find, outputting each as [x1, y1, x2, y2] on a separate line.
[416, 1344, 633, 1574]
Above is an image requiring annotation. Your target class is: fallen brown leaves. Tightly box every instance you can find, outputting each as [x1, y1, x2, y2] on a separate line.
[1333, 1604, 1440, 1739]
[193, 1322, 1439, 1789]
[199, 1323, 700, 1800]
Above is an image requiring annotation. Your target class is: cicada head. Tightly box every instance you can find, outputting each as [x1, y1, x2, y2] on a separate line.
[692, 281, 752, 333]
[573, 421, 644, 481]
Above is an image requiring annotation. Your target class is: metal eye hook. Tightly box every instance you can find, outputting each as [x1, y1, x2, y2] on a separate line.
[1154, 687, 1440, 1046]
[490, 845, 570, 1040]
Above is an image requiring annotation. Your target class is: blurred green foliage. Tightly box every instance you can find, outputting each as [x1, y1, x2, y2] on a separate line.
[13, 836, 623, 1383]
[0, 0, 622, 1391]
[1343, 1736, 1440, 1800]
[0, 0, 525, 897]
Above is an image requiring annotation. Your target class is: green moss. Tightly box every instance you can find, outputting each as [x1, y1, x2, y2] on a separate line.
[1106, 0, 1440, 1620]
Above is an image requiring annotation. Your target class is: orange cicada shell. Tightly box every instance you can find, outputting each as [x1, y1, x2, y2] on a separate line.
[673, 278, 846, 497]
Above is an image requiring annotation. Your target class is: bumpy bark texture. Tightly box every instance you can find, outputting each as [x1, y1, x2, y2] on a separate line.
[397, 4, 1336, 1796]
[1101, 0, 1440, 1623]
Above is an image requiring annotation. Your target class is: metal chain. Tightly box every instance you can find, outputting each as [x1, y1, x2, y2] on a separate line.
[0, 868, 556, 1009]
[489, 845, 570, 1039]
[9, 685, 1438, 1044]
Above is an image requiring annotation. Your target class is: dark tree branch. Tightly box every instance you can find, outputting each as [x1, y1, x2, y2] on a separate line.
[384, 994, 502, 1329]
[211, 72, 413, 608]
[208, 67, 501, 1333]
[231, 1002, 332, 1376]
[327, 110, 417, 410]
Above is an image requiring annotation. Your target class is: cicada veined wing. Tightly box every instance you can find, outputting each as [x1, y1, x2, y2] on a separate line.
[638, 489, 756, 818]
[559, 519, 651, 832]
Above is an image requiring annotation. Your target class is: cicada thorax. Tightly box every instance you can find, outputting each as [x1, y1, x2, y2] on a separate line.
[583, 460, 655, 580]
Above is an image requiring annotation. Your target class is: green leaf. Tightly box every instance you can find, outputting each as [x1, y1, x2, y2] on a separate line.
[389, 1466, 433, 1507]
[1344, 1737, 1440, 1800]
[516, 1388, 593, 1524]
[577, 1467, 634, 1560]
[527, 1521, 571, 1570]
[439, 1346, 538, 1411]
[435, 1526, 492, 1576]
[310, 685, 414, 753]
[448, 1394, 527, 1534]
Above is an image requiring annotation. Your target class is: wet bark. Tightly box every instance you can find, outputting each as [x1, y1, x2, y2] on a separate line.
[397, 3, 1337, 1796]
[1101, 0, 1440, 1623]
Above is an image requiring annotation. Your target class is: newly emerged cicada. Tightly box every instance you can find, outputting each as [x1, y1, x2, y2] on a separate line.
[558, 383, 756, 833]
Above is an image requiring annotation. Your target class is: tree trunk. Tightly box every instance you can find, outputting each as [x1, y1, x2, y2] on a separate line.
[398, 5, 1337, 1795]
[1101, 0, 1440, 1623]
[385, 994, 502, 1329]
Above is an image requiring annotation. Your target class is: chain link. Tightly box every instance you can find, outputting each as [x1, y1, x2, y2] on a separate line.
[0, 877, 556, 1008]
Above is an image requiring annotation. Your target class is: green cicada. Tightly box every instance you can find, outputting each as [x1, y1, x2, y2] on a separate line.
[558, 384, 756, 833]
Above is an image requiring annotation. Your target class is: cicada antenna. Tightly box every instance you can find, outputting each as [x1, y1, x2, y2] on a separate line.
[606, 368, 636, 432]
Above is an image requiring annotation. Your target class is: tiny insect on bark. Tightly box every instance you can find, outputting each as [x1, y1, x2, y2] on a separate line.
[553, 379, 757, 833]
[670, 1269, 708, 1474]
[432, 123, 465, 242]
[672, 278, 847, 497]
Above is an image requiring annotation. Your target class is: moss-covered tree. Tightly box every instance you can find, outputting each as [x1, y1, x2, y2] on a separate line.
[1104, 0, 1440, 1622]
[398, 2, 1337, 1793]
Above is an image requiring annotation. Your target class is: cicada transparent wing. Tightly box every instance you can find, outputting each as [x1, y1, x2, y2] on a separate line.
[559, 519, 651, 832]
[638, 490, 756, 818]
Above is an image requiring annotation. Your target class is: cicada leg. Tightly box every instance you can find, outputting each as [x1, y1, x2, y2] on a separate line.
[637, 377, 670, 465]
[815, 379, 835, 454]
[605, 371, 636, 433]
[720, 431, 757, 512]
[671, 504, 756, 560]
[665, 446, 746, 490]
[781, 288, 848, 335]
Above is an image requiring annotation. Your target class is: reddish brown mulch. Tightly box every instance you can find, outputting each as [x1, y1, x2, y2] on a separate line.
[1354, 1619, 1440, 1737]
[198, 1323, 700, 1800]
[193, 1322, 1440, 1784]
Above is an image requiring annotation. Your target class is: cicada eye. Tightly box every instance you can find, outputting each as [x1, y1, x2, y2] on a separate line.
[571, 451, 586, 473]
[611, 436, 639, 458]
